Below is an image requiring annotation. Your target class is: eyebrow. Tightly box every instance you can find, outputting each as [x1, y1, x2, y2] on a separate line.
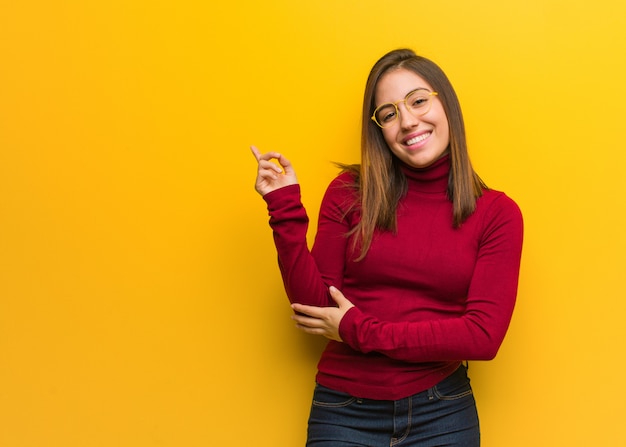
[376, 87, 432, 106]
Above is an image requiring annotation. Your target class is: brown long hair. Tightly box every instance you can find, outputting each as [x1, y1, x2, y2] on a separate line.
[346, 49, 486, 261]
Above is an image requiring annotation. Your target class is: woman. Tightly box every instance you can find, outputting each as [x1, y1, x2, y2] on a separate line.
[251, 49, 523, 446]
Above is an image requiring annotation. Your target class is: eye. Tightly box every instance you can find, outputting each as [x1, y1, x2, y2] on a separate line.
[381, 111, 396, 123]
[409, 95, 429, 109]
[376, 105, 396, 123]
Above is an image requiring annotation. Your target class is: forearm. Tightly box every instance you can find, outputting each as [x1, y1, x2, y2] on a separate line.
[265, 184, 349, 307]
[339, 194, 524, 363]
[339, 304, 514, 362]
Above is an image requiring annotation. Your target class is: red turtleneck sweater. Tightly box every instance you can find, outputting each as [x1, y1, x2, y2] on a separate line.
[263, 155, 523, 400]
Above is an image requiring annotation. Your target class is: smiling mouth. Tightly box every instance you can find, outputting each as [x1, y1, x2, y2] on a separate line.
[406, 132, 431, 146]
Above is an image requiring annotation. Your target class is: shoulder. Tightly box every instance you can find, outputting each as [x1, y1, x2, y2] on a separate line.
[322, 171, 359, 199]
[319, 171, 360, 218]
[473, 189, 524, 238]
[477, 189, 522, 219]
[328, 171, 358, 190]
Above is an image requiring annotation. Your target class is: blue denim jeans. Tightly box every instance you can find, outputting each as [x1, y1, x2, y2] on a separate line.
[306, 365, 480, 446]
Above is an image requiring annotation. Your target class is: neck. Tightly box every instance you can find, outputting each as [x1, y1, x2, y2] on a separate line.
[399, 154, 450, 194]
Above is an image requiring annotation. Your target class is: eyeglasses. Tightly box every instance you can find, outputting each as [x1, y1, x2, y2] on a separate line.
[371, 88, 438, 128]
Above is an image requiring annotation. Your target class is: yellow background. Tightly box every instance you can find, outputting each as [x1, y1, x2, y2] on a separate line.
[1, 0, 625, 445]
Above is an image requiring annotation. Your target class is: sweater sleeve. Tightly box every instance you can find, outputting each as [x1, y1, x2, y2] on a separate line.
[339, 193, 524, 362]
[263, 175, 355, 307]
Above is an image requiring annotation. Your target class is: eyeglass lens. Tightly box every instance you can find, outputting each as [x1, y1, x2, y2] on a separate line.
[374, 90, 434, 128]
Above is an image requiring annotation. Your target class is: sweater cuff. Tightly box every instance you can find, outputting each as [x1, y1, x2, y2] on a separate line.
[339, 306, 364, 352]
[263, 184, 301, 209]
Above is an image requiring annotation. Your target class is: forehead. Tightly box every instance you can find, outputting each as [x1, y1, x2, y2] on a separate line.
[375, 68, 433, 104]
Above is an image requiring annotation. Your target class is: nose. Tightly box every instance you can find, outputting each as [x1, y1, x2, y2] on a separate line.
[398, 103, 419, 129]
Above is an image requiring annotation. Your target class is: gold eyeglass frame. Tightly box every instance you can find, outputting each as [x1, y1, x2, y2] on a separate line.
[371, 89, 438, 129]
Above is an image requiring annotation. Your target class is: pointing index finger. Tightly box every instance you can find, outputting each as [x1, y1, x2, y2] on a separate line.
[251, 145, 282, 163]
[250, 145, 262, 161]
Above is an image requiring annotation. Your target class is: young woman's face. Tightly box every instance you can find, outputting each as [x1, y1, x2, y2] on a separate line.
[374, 68, 450, 169]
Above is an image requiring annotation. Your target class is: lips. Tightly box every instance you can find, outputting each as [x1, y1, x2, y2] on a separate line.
[405, 131, 431, 146]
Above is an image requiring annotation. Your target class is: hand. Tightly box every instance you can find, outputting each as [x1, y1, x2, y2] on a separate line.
[291, 286, 355, 342]
[250, 145, 298, 196]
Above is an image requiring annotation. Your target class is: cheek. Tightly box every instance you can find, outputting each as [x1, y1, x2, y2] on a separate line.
[381, 128, 397, 147]
[443, 125, 451, 148]
[440, 125, 450, 146]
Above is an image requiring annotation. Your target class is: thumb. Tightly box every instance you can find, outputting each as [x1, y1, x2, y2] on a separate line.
[329, 286, 354, 309]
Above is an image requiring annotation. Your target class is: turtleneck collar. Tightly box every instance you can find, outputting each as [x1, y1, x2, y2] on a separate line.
[399, 154, 450, 194]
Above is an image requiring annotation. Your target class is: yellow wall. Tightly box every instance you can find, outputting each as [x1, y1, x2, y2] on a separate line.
[1, 1, 625, 445]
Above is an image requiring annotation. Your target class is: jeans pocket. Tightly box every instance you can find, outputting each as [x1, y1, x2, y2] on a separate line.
[433, 366, 474, 401]
[312, 384, 358, 408]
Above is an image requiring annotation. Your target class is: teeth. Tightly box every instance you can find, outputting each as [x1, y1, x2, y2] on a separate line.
[406, 133, 430, 145]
